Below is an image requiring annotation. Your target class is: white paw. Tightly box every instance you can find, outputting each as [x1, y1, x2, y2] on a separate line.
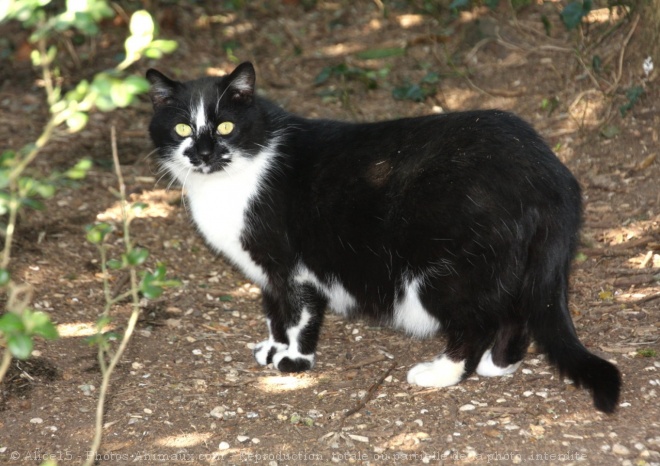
[253, 339, 287, 366]
[272, 348, 315, 372]
[407, 356, 465, 387]
[476, 349, 521, 377]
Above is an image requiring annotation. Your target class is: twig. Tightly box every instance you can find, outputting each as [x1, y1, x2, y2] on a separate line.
[631, 292, 660, 305]
[0, 350, 11, 384]
[346, 354, 388, 370]
[605, 14, 640, 95]
[479, 406, 525, 414]
[84, 126, 142, 466]
[341, 360, 396, 421]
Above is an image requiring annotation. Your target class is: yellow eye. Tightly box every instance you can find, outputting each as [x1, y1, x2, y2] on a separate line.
[175, 123, 192, 137]
[217, 121, 234, 136]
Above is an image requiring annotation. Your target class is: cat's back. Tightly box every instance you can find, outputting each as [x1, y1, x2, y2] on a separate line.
[282, 109, 579, 213]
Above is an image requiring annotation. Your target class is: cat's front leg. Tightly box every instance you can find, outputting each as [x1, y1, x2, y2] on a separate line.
[253, 286, 326, 373]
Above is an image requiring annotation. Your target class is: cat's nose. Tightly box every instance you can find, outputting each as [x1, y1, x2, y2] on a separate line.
[196, 138, 214, 162]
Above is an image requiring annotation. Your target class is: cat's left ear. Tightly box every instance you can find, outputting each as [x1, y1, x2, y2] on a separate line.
[225, 62, 256, 102]
[146, 69, 178, 109]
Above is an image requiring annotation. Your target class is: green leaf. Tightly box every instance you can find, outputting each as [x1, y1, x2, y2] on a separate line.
[86, 222, 113, 244]
[141, 283, 163, 299]
[421, 71, 440, 85]
[122, 75, 150, 96]
[619, 86, 645, 117]
[449, 0, 470, 9]
[355, 47, 405, 60]
[541, 14, 552, 36]
[126, 247, 149, 266]
[66, 111, 89, 132]
[314, 66, 334, 86]
[0, 312, 25, 334]
[560, 0, 592, 30]
[107, 258, 124, 270]
[149, 39, 178, 54]
[600, 124, 620, 139]
[0, 268, 10, 286]
[129, 10, 154, 37]
[131, 202, 148, 213]
[21, 197, 45, 210]
[392, 83, 426, 102]
[8, 333, 33, 359]
[30, 311, 59, 340]
[110, 81, 134, 108]
[65, 158, 93, 180]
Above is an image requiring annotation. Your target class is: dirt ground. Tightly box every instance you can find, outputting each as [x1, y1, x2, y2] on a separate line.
[1, 1, 659, 465]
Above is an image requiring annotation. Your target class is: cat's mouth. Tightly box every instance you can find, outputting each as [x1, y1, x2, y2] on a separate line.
[191, 155, 231, 174]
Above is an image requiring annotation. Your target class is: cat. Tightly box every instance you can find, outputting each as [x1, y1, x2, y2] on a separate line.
[146, 62, 621, 413]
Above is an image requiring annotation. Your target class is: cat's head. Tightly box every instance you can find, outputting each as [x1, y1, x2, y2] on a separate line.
[146, 62, 269, 177]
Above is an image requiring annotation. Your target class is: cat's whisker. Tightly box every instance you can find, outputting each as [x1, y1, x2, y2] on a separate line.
[179, 167, 192, 212]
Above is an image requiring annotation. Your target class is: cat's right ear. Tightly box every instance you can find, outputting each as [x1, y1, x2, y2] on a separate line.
[146, 69, 178, 109]
[225, 62, 256, 102]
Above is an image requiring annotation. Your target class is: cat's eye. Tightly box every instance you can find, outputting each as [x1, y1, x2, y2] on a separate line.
[217, 121, 234, 136]
[175, 123, 192, 137]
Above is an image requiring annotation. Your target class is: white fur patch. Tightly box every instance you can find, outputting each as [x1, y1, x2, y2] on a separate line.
[407, 355, 465, 387]
[169, 142, 279, 288]
[393, 278, 441, 338]
[293, 265, 357, 316]
[476, 349, 521, 377]
[192, 97, 206, 133]
[271, 308, 315, 368]
[254, 319, 287, 365]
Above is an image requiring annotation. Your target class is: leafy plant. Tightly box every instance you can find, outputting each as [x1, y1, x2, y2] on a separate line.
[0, 1, 177, 386]
[392, 71, 440, 102]
[619, 85, 644, 116]
[560, 0, 593, 30]
[83, 128, 180, 466]
[315, 63, 389, 90]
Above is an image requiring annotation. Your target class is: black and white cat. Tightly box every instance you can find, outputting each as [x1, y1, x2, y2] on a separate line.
[147, 62, 621, 413]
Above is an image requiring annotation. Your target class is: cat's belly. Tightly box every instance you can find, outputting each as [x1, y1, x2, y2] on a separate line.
[294, 265, 441, 337]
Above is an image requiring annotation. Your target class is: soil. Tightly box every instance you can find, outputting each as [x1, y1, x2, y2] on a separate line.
[1, 2, 659, 465]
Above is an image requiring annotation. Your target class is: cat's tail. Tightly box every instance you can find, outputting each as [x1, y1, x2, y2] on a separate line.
[524, 222, 621, 413]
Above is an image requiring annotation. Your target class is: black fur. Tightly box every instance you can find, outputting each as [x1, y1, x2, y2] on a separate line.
[147, 62, 621, 413]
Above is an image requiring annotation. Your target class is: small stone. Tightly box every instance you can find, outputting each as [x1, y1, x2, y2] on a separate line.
[218, 441, 230, 450]
[144, 408, 153, 414]
[523, 391, 534, 397]
[210, 406, 226, 418]
[246, 411, 259, 419]
[459, 404, 475, 411]
[30, 418, 43, 424]
[251, 438, 261, 444]
[237, 435, 250, 443]
[612, 444, 630, 456]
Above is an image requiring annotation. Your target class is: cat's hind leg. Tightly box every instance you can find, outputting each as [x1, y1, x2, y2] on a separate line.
[476, 322, 528, 377]
[253, 285, 326, 373]
[407, 325, 496, 387]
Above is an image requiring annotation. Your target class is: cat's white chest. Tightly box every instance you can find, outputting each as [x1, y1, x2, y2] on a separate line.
[184, 154, 272, 288]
